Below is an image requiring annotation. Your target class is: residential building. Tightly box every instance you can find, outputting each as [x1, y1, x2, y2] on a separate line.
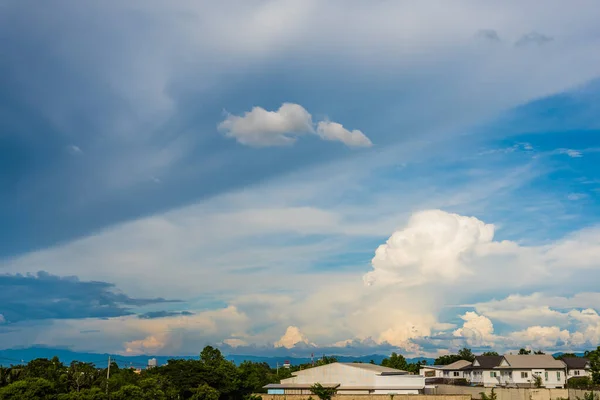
[465, 355, 504, 387]
[147, 358, 157, 368]
[562, 358, 591, 379]
[419, 365, 443, 378]
[420, 360, 472, 380]
[493, 355, 567, 388]
[440, 360, 472, 380]
[264, 362, 426, 395]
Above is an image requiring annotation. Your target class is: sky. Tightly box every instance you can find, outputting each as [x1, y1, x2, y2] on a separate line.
[1, 0, 600, 358]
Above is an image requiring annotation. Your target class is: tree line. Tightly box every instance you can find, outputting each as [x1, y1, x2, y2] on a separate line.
[1, 345, 600, 398]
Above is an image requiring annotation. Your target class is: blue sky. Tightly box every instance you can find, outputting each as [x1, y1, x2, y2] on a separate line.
[2, 0, 600, 357]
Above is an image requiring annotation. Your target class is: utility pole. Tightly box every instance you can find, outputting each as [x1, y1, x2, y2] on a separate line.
[106, 356, 111, 397]
[276, 362, 279, 376]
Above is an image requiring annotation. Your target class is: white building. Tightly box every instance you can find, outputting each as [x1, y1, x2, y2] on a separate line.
[465, 355, 504, 387]
[265, 362, 426, 395]
[563, 358, 591, 379]
[492, 355, 567, 388]
[420, 360, 471, 380]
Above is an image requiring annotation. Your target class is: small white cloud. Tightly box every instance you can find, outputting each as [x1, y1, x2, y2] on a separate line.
[124, 334, 167, 355]
[66, 145, 83, 155]
[218, 103, 314, 147]
[0, 314, 5, 324]
[274, 326, 309, 349]
[223, 338, 248, 348]
[567, 193, 586, 201]
[558, 148, 583, 158]
[316, 121, 372, 148]
[218, 103, 372, 148]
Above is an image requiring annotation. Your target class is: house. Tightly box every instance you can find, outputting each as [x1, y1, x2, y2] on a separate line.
[562, 358, 591, 379]
[493, 355, 567, 388]
[419, 365, 443, 378]
[420, 360, 472, 380]
[440, 360, 472, 380]
[264, 362, 426, 395]
[465, 355, 504, 387]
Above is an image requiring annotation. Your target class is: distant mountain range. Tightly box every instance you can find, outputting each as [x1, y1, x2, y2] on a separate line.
[1, 347, 588, 369]
[0, 347, 434, 368]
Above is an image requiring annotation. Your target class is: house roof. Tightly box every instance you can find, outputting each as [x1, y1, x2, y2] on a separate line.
[290, 362, 408, 376]
[339, 362, 408, 375]
[440, 360, 472, 370]
[497, 355, 566, 369]
[469, 356, 503, 370]
[562, 358, 590, 369]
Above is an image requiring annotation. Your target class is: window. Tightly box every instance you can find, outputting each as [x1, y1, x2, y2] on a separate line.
[575, 370, 581, 376]
[490, 372, 497, 378]
[521, 372, 528, 379]
[557, 372, 561, 380]
[454, 372, 460, 377]
[545, 372, 548, 381]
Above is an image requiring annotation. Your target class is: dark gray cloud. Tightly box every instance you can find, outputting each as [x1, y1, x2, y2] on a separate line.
[138, 310, 194, 319]
[475, 29, 501, 42]
[0, 271, 179, 323]
[515, 32, 554, 47]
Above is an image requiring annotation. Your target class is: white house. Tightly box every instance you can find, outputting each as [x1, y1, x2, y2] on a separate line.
[465, 355, 504, 387]
[440, 360, 472, 380]
[493, 355, 567, 388]
[562, 358, 591, 379]
[420, 360, 472, 380]
[264, 362, 426, 395]
[420, 366, 443, 378]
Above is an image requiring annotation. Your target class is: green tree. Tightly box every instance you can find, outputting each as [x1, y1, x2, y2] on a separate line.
[533, 374, 543, 388]
[310, 383, 337, 400]
[381, 353, 408, 371]
[588, 346, 600, 384]
[112, 384, 144, 400]
[0, 377, 56, 399]
[482, 352, 499, 356]
[190, 383, 220, 400]
[458, 348, 475, 362]
[519, 348, 531, 355]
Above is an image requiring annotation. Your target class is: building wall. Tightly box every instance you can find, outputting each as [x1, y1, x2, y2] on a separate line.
[442, 370, 467, 380]
[420, 368, 443, 378]
[373, 374, 426, 392]
[567, 369, 590, 378]
[282, 364, 377, 387]
[259, 394, 470, 400]
[433, 384, 569, 400]
[281, 364, 425, 393]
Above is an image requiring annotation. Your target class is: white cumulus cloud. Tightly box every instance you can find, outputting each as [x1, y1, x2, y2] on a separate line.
[454, 312, 496, 346]
[316, 121, 372, 148]
[218, 103, 371, 148]
[274, 326, 310, 349]
[363, 210, 495, 286]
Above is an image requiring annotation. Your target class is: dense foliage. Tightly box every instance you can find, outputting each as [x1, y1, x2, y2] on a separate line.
[0, 347, 287, 400]
[434, 348, 475, 365]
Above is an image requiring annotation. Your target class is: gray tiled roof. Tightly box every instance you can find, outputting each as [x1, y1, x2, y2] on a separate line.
[497, 355, 566, 369]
